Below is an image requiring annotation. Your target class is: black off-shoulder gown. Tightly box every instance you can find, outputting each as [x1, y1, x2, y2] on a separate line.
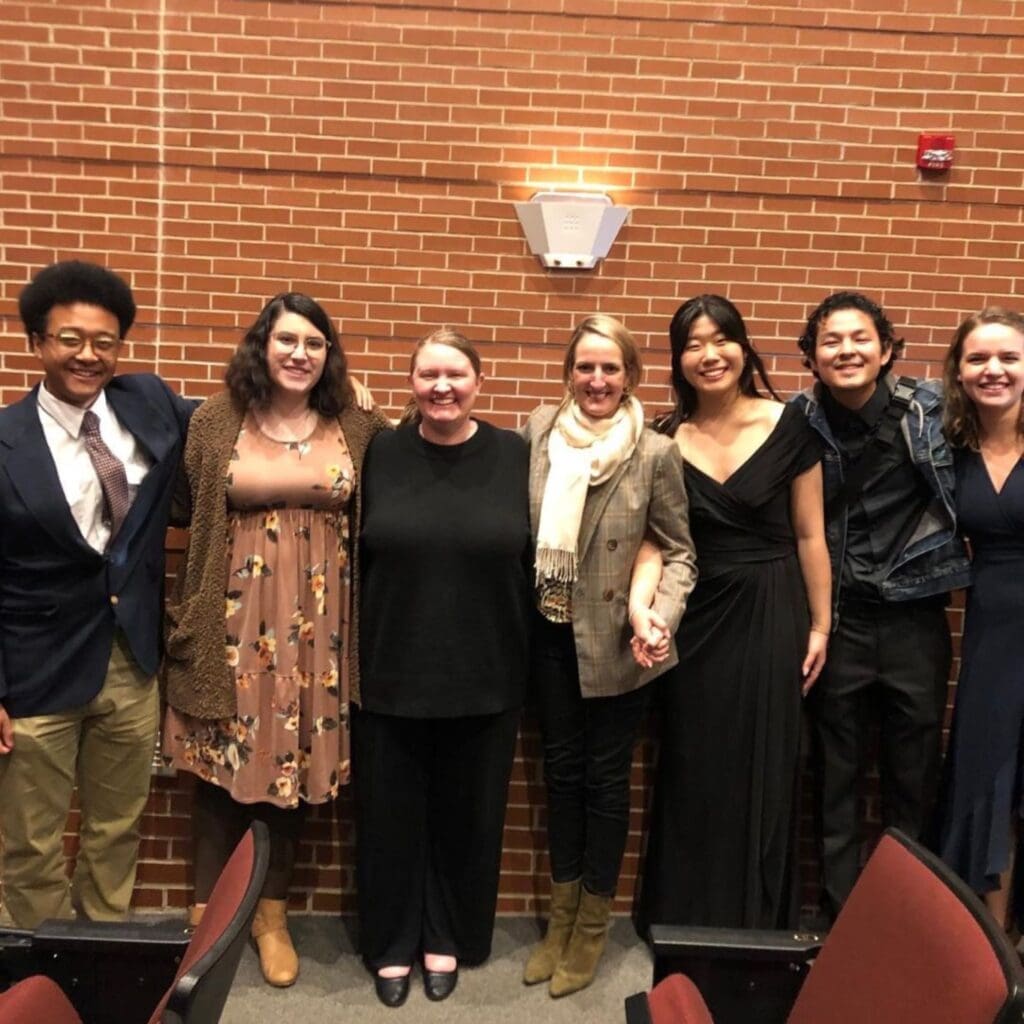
[637, 404, 822, 931]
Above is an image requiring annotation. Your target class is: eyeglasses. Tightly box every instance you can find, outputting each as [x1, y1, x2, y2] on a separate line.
[41, 328, 121, 354]
[271, 332, 329, 354]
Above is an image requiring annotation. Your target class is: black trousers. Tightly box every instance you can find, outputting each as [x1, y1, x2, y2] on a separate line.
[807, 597, 951, 919]
[532, 616, 650, 897]
[192, 778, 307, 902]
[352, 706, 520, 970]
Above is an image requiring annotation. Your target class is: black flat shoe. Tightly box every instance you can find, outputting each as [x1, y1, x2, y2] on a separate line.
[423, 965, 458, 1002]
[374, 972, 411, 1008]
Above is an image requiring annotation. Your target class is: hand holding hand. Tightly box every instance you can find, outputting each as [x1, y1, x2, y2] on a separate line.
[629, 607, 671, 669]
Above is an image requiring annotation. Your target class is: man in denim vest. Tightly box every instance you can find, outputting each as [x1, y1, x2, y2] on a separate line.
[792, 292, 970, 922]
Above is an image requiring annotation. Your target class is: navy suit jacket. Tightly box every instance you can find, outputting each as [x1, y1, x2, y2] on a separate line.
[0, 374, 195, 717]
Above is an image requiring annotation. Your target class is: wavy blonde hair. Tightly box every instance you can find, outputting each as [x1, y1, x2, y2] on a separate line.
[560, 314, 642, 408]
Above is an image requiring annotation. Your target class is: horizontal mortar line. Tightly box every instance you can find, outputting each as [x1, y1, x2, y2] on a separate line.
[0, 317, 902, 359]
[3, 151, 1024, 212]
[0, 149, 479, 189]
[637, 185, 1024, 212]
[208, 0, 1024, 44]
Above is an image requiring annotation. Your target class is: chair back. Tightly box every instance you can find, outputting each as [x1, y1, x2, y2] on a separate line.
[0, 974, 82, 1024]
[788, 829, 1024, 1024]
[626, 974, 716, 1024]
[149, 822, 270, 1024]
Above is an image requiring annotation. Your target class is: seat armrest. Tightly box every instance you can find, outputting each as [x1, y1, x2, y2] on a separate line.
[649, 925, 823, 963]
[33, 918, 191, 956]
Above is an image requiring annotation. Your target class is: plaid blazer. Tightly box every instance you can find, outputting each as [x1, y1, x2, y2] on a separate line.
[524, 405, 697, 698]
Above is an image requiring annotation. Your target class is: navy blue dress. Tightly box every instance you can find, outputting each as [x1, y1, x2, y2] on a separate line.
[939, 449, 1024, 896]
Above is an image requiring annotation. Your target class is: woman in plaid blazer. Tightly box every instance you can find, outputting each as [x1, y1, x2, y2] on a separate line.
[521, 314, 697, 998]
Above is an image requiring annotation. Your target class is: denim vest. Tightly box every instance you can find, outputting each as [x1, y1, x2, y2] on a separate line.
[791, 377, 971, 626]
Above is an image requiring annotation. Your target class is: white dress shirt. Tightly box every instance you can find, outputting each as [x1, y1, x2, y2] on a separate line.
[36, 384, 151, 553]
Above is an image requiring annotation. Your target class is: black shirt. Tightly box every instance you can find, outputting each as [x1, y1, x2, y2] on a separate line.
[358, 420, 532, 717]
[820, 383, 934, 601]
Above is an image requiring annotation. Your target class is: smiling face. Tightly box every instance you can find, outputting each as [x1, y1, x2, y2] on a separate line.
[265, 310, 329, 402]
[570, 333, 627, 419]
[32, 302, 122, 407]
[808, 307, 892, 409]
[410, 342, 482, 440]
[679, 314, 745, 397]
[958, 322, 1024, 417]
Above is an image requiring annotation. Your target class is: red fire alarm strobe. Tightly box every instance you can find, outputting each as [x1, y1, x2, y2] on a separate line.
[917, 133, 955, 171]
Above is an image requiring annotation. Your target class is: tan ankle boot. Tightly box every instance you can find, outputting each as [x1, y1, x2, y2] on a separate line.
[549, 888, 612, 998]
[523, 878, 581, 984]
[251, 898, 299, 987]
[188, 903, 206, 928]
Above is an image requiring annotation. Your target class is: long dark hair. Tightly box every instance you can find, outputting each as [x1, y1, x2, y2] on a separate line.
[653, 294, 780, 435]
[225, 292, 351, 416]
[943, 307, 1024, 450]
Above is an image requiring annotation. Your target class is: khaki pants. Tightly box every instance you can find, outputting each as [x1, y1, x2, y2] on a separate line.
[0, 634, 159, 929]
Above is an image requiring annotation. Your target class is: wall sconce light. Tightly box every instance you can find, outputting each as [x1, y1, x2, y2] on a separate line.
[514, 192, 630, 269]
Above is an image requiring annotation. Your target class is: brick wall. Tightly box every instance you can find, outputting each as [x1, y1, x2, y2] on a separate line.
[0, 0, 1016, 915]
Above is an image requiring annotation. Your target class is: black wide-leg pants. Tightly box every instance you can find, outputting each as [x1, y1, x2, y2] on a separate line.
[352, 705, 520, 970]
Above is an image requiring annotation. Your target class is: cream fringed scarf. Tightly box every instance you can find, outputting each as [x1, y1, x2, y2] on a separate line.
[535, 396, 645, 586]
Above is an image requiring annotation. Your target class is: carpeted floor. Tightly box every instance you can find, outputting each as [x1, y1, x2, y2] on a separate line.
[220, 916, 653, 1023]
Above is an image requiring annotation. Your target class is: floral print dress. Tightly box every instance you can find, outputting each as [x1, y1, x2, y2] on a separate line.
[163, 414, 354, 808]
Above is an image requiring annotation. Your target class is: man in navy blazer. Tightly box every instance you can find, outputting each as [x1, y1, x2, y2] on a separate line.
[0, 261, 194, 928]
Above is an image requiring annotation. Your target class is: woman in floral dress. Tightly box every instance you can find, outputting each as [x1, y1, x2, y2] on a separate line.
[162, 292, 389, 986]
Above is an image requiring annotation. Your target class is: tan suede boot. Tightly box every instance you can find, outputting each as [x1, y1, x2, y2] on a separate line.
[188, 903, 206, 928]
[251, 898, 299, 987]
[523, 878, 582, 984]
[549, 888, 612, 997]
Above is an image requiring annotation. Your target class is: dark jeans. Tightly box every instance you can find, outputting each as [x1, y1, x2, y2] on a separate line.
[192, 778, 307, 901]
[352, 706, 520, 970]
[807, 597, 951, 920]
[532, 615, 650, 897]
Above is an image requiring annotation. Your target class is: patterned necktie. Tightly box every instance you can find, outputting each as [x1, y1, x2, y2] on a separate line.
[81, 409, 131, 542]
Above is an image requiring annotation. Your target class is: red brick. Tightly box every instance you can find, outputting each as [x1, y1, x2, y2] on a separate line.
[0, 0, 1010, 918]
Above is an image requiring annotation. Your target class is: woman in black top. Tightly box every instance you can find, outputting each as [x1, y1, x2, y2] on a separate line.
[354, 328, 532, 1007]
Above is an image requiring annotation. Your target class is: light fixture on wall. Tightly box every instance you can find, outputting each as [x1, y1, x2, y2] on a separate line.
[514, 191, 630, 269]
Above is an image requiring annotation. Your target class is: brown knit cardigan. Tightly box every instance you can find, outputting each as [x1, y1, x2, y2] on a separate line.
[162, 390, 391, 719]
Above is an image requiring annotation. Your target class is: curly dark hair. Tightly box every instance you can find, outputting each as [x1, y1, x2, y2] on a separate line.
[796, 291, 904, 378]
[652, 294, 780, 436]
[225, 292, 351, 416]
[943, 307, 1024, 450]
[18, 260, 136, 342]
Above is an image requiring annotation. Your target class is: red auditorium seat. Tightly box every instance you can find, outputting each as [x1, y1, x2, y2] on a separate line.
[627, 828, 1024, 1024]
[0, 822, 268, 1024]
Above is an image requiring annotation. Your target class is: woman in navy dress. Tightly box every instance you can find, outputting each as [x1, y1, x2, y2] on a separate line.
[938, 308, 1024, 930]
[635, 295, 831, 932]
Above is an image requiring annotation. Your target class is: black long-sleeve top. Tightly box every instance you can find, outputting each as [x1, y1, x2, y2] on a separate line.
[358, 420, 532, 718]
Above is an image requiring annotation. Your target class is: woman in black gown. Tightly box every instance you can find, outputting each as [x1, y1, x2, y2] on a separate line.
[937, 308, 1024, 932]
[635, 295, 831, 932]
